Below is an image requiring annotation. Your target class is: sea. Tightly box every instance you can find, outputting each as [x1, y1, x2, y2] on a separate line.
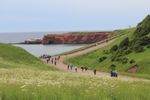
[0, 32, 84, 57]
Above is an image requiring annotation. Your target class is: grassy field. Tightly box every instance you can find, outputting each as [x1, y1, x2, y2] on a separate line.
[65, 28, 150, 79]
[0, 43, 56, 70]
[0, 42, 150, 100]
[0, 68, 150, 100]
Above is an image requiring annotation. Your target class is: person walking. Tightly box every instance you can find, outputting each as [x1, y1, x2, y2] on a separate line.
[93, 69, 96, 75]
[48, 56, 51, 60]
[67, 65, 70, 70]
[58, 56, 60, 60]
[51, 58, 54, 64]
[81, 67, 84, 72]
[54, 61, 57, 65]
[75, 67, 77, 72]
[70, 65, 73, 70]
[84, 67, 88, 71]
[46, 59, 49, 64]
[48, 57, 50, 61]
[55, 57, 57, 61]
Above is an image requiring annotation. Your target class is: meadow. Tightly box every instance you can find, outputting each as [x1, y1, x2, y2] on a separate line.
[0, 68, 150, 100]
[0, 40, 150, 100]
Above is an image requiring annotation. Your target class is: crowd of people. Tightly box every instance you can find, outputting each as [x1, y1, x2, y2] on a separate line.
[42, 54, 118, 77]
[67, 64, 99, 75]
[43, 55, 61, 66]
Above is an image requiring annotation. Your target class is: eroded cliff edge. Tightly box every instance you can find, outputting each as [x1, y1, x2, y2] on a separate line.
[42, 32, 113, 44]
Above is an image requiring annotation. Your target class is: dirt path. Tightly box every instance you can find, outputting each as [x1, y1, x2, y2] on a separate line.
[42, 39, 149, 81]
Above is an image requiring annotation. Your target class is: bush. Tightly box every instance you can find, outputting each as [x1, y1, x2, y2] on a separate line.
[134, 36, 150, 46]
[110, 64, 117, 71]
[147, 45, 150, 48]
[119, 37, 130, 48]
[124, 48, 132, 55]
[134, 45, 144, 53]
[110, 45, 118, 52]
[130, 59, 136, 64]
[99, 56, 107, 62]
[121, 57, 128, 64]
[134, 15, 150, 37]
[103, 50, 110, 54]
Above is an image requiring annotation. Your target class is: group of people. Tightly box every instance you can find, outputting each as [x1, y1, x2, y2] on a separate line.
[42, 54, 118, 77]
[67, 65, 89, 72]
[67, 64, 98, 75]
[45, 55, 60, 65]
[67, 64, 118, 77]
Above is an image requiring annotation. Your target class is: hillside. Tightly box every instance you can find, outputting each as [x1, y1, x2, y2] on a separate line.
[0, 43, 55, 70]
[0, 33, 150, 100]
[66, 15, 150, 79]
[0, 37, 150, 100]
[0, 16, 150, 99]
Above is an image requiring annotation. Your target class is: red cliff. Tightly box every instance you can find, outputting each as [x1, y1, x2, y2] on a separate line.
[42, 32, 113, 44]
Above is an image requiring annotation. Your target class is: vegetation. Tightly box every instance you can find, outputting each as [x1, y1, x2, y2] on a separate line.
[65, 15, 150, 79]
[0, 43, 56, 70]
[0, 42, 149, 100]
[0, 68, 150, 100]
[0, 16, 150, 99]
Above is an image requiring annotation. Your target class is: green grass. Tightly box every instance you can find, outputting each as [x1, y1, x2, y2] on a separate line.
[0, 40, 150, 100]
[0, 68, 150, 100]
[65, 28, 150, 79]
[0, 43, 56, 70]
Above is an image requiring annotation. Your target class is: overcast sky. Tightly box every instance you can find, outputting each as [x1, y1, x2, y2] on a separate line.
[0, 0, 150, 32]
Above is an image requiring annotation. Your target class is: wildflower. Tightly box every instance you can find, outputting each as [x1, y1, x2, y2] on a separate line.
[20, 85, 26, 89]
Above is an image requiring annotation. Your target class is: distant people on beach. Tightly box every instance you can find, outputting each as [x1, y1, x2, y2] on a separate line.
[41, 54, 52, 59]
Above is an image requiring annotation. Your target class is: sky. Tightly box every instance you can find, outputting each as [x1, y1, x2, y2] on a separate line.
[0, 0, 150, 33]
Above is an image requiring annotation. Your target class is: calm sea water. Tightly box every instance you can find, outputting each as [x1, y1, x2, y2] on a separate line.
[0, 33, 84, 57]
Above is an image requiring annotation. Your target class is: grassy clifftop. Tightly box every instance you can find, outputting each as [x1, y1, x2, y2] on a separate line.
[0, 43, 55, 70]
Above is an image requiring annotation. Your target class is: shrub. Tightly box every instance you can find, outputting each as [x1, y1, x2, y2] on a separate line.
[99, 56, 107, 62]
[130, 59, 136, 64]
[110, 64, 117, 71]
[119, 37, 130, 48]
[110, 45, 118, 52]
[124, 48, 132, 55]
[103, 50, 110, 54]
[121, 57, 128, 64]
[134, 45, 144, 53]
[134, 36, 150, 46]
[134, 15, 150, 37]
[147, 45, 150, 48]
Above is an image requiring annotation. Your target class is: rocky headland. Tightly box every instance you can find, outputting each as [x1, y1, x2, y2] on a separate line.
[23, 32, 114, 44]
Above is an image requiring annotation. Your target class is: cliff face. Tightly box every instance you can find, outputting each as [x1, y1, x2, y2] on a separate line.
[42, 32, 112, 44]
